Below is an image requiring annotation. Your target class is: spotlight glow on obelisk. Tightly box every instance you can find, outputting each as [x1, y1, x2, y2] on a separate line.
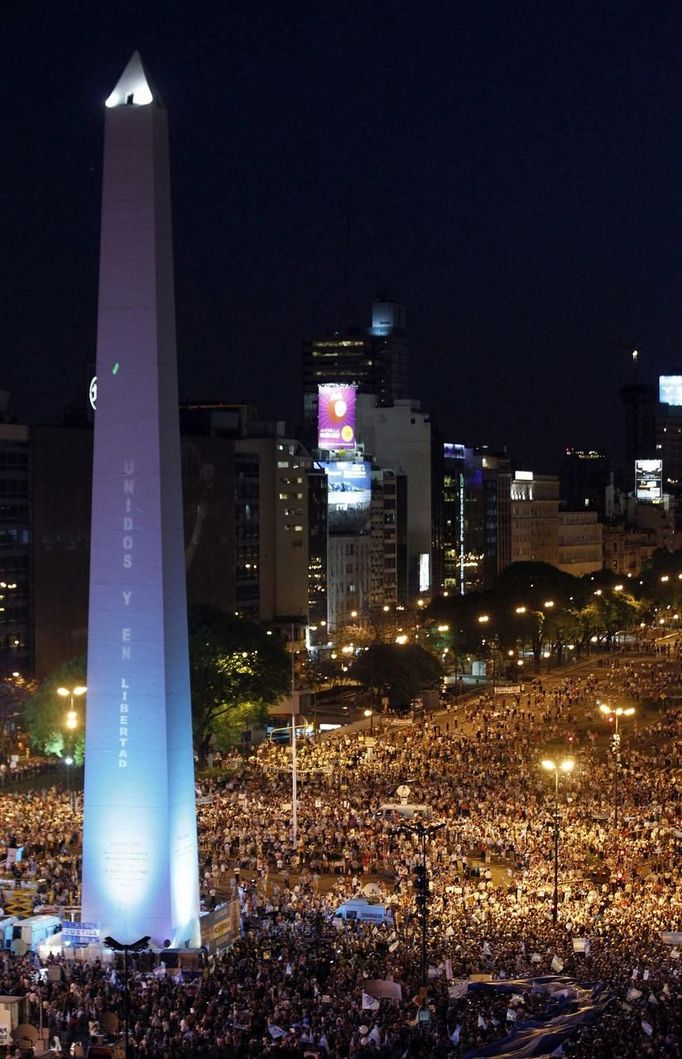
[81, 52, 200, 947]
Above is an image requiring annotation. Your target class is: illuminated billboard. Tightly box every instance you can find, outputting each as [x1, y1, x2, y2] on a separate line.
[318, 384, 357, 449]
[659, 376, 682, 405]
[322, 460, 372, 534]
[635, 459, 663, 501]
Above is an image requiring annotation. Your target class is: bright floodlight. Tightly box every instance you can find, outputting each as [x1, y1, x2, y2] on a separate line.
[57, 687, 69, 697]
[478, 614, 489, 623]
[515, 606, 527, 614]
[599, 703, 611, 715]
[542, 758, 574, 773]
[364, 709, 372, 718]
[624, 707, 636, 716]
[73, 686, 87, 696]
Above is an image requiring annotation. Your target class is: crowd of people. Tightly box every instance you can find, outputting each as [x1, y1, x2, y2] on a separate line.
[0, 653, 680, 1057]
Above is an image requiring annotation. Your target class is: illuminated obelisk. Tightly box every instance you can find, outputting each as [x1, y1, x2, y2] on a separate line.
[82, 53, 200, 947]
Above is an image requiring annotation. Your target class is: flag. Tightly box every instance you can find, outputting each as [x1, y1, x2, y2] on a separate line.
[627, 988, 642, 1001]
[641, 1020, 653, 1037]
[450, 1025, 461, 1044]
[648, 993, 658, 1005]
[551, 955, 564, 972]
[482, 941, 491, 956]
[477, 1014, 487, 1030]
[268, 1025, 287, 1040]
[362, 993, 380, 1011]
[506, 1008, 517, 1022]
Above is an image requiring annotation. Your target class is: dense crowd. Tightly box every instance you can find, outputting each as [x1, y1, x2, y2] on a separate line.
[0, 654, 680, 1057]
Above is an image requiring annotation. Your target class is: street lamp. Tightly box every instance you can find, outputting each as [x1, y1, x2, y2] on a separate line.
[57, 685, 87, 709]
[541, 757, 575, 925]
[598, 704, 635, 829]
[103, 936, 151, 1059]
[399, 820, 446, 986]
[58, 686, 85, 798]
[363, 708, 374, 734]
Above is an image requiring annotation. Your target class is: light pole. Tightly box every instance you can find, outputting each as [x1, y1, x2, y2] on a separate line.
[598, 704, 635, 830]
[58, 685, 85, 801]
[541, 757, 575, 925]
[103, 936, 151, 1059]
[363, 708, 374, 734]
[400, 820, 446, 987]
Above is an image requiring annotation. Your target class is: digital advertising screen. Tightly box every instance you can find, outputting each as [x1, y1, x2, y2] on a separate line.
[322, 460, 372, 534]
[318, 384, 357, 449]
[635, 459, 663, 501]
[659, 376, 682, 406]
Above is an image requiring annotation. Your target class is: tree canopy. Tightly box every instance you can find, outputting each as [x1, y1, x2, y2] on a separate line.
[188, 606, 290, 763]
[352, 643, 443, 709]
[23, 608, 290, 764]
[23, 657, 87, 762]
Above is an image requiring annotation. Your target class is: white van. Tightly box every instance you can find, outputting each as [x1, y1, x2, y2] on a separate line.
[13, 915, 61, 950]
[334, 900, 393, 925]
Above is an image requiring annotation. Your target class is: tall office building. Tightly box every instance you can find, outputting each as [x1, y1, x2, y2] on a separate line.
[82, 54, 200, 947]
[560, 449, 612, 516]
[355, 395, 434, 595]
[621, 382, 657, 491]
[302, 298, 409, 443]
[0, 394, 30, 676]
[441, 445, 511, 594]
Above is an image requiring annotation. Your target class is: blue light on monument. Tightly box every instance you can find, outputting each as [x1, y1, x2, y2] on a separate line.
[81, 52, 200, 948]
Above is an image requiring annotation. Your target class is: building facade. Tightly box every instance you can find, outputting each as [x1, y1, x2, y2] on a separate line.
[510, 472, 560, 565]
[557, 510, 603, 576]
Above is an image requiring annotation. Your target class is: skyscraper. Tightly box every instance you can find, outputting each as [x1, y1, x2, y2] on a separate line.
[81, 54, 200, 947]
[302, 298, 409, 444]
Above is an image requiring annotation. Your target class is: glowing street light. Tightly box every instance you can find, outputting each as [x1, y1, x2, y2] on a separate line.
[477, 614, 489, 623]
[363, 707, 374, 734]
[541, 757, 575, 924]
[598, 704, 635, 830]
[515, 606, 527, 614]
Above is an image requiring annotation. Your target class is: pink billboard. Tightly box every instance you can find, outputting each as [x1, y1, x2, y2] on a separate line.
[317, 384, 357, 449]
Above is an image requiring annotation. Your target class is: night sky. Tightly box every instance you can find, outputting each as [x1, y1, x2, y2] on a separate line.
[5, 1, 682, 471]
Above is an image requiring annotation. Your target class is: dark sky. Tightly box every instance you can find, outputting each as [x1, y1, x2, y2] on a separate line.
[5, 0, 682, 471]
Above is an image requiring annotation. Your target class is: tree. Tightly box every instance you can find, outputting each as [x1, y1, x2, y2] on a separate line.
[23, 607, 291, 767]
[352, 643, 443, 710]
[23, 658, 87, 761]
[188, 606, 290, 764]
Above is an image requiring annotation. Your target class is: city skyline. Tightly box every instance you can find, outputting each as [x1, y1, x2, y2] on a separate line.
[5, 3, 682, 469]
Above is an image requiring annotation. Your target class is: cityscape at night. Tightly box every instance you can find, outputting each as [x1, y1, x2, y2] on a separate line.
[1, 4, 681, 1058]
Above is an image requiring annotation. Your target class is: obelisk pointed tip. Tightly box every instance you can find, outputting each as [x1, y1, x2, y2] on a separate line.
[105, 51, 162, 109]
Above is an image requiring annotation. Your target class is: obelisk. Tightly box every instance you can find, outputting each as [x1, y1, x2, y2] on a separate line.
[82, 53, 200, 947]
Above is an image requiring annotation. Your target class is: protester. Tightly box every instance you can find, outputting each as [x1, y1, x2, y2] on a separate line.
[0, 656, 679, 1056]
